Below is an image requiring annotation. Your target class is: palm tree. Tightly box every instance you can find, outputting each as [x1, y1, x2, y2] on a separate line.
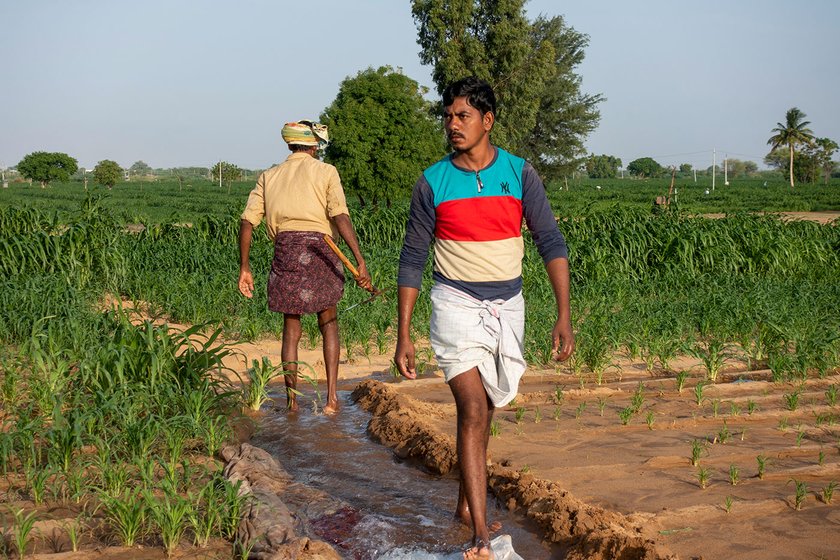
[767, 107, 814, 188]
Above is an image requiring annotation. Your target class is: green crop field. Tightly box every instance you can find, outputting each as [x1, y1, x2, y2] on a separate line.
[0, 176, 838, 556]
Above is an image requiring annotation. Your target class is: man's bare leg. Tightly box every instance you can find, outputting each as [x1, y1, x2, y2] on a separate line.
[281, 314, 302, 412]
[449, 368, 495, 559]
[455, 403, 502, 533]
[318, 306, 340, 414]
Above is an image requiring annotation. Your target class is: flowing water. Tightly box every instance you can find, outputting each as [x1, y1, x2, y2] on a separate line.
[253, 389, 558, 559]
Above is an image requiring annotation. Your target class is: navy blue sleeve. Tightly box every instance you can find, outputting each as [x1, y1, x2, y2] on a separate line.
[521, 163, 568, 263]
[398, 176, 436, 289]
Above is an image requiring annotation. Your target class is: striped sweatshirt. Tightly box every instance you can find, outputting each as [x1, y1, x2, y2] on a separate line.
[398, 147, 568, 301]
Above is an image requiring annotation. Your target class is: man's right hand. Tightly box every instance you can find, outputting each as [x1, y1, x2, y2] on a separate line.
[394, 336, 418, 379]
[238, 269, 254, 298]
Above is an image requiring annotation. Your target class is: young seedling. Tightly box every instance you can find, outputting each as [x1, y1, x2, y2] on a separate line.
[756, 455, 767, 479]
[822, 481, 837, 504]
[796, 429, 805, 447]
[729, 464, 740, 486]
[697, 467, 711, 489]
[724, 495, 733, 513]
[596, 396, 608, 416]
[747, 399, 758, 415]
[783, 389, 801, 412]
[100, 490, 147, 546]
[717, 421, 731, 444]
[515, 407, 526, 425]
[146, 491, 192, 558]
[490, 420, 501, 437]
[645, 411, 655, 430]
[778, 417, 789, 431]
[730, 401, 741, 417]
[675, 371, 689, 393]
[694, 382, 706, 406]
[9, 507, 38, 560]
[788, 478, 808, 510]
[618, 406, 634, 426]
[690, 439, 706, 466]
[826, 384, 838, 407]
[552, 406, 562, 421]
[554, 386, 565, 405]
[534, 407, 542, 424]
[631, 382, 645, 413]
[818, 450, 825, 466]
[712, 399, 721, 418]
[575, 402, 587, 419]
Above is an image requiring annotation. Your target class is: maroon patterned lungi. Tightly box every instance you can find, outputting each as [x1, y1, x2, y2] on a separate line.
[267, 231, 345, 314]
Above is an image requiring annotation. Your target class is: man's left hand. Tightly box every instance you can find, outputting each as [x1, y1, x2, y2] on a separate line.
[551, 318, 575, 362]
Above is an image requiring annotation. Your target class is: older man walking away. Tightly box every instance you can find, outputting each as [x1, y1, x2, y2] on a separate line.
[239, 120, 371, 414]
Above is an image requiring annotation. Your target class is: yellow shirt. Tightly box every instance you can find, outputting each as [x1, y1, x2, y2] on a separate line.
[241, 152, 350, 241]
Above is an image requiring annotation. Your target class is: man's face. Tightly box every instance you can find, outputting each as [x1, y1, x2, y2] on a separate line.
[444, 96, 493, 153]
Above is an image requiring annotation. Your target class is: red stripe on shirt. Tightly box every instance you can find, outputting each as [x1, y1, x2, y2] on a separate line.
[435, 196, 523, 242]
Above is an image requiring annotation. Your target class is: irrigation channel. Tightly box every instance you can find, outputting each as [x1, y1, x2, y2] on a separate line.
[252, 389, 557, 559]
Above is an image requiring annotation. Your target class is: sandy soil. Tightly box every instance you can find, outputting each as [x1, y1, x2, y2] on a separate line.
[320, 346, 840, 560]
[196, 325, 840, 560]
[701, 211, 840, 224]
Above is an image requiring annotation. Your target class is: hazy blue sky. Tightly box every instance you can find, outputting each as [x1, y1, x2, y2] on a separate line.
[2, 1, 838, 172]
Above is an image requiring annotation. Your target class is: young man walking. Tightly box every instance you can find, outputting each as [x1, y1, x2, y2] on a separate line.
[394, 77, 574, 559]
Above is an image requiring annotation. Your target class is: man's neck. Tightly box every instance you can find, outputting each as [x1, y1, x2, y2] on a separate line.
[452, 142, 495, 171]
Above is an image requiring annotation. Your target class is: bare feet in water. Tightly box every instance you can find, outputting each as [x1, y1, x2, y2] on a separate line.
[323, 399, 340, 415]
[463, 538, 494, 559]
[287, 398, 299, 413]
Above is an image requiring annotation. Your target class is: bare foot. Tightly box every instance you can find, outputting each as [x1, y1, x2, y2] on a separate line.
[287, 398, 299, 413]
[323, 400, 340, 415]
[463, 538, 494, 560]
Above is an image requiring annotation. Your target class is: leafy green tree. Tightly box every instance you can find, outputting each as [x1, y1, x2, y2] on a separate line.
[210, 161, 242, 185]
[585, 154, 621, 179]
[767, 107, 814, 188]
[321, 66, 445, 207]
[679, 163, 692, 174]
[627, 157, 663, 178]
[93, 160, 123, 190]
[129, 161, 152, 178]
[17, 151, 78, 188]
[411, 0, 602, 180]
[809, 137, 838, 185]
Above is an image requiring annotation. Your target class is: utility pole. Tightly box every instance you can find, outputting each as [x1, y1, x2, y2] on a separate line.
[724, 154, 729, 186]
[1, 164, 7, 189]
[218, 161, 222, 188]
[712, 148, 716, 192]
[693, 168, 697, 183]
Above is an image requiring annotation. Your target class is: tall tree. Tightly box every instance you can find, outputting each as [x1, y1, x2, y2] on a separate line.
[321, 66, 445, 207]
[17, 151, 78, 188]
[585, 154, 621, 179]
[412, 0, 602, 180]
[767, 107, 814, 188]
[129, 160, 152, 177]
[210, 161, 242, 185]
[93, 160, 123, 190]
[627, 157, 663, 178]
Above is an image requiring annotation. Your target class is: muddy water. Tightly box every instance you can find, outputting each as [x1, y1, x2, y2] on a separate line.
[253, 390, 557, 559]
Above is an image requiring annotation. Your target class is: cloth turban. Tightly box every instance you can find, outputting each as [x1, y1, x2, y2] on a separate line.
[281, 120, 329, 147]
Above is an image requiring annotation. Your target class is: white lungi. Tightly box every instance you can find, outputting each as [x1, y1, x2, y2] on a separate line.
[429, 284, 526, 408]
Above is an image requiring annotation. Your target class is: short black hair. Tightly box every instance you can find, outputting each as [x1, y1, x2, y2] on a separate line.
[442, 76, 497, 117]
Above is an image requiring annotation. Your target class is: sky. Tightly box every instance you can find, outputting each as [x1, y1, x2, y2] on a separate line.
[1, 0, 838, 172]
